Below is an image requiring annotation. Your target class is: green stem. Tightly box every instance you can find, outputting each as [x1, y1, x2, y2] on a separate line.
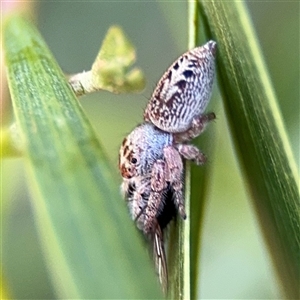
[188, 0, 198, 50]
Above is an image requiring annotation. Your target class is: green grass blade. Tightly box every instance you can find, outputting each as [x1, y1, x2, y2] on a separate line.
[200, 1, 299, 298]
[3, 14, 162, 299]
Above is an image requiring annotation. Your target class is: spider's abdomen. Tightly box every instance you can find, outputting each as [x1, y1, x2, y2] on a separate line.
[144, 41, 216, 133]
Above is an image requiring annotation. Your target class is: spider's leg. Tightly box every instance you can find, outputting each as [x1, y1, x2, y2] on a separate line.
[163, 146, 186, 219]
[122, 178, 150, 231]
[134, 204, 147, 222]
[152, 221, 168, 295]
[174, 112, 215, 143]
[144, 160, 167, 234]
[176, 144, 207, 165]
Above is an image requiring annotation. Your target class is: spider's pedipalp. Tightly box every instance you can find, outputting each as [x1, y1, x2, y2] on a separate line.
[144, 160, 167, 234]
[163, 146, 186, 220]
[121, 176, 151, 231]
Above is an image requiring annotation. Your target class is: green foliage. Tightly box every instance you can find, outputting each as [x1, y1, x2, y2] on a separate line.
[2, 1, 299, 299]
[3, 14, 162, 299]
[200, 1, 299, 298]
[92, 25, 146, 93]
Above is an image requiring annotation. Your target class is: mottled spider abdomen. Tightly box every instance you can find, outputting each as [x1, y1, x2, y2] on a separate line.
[144, 41, 216, 133]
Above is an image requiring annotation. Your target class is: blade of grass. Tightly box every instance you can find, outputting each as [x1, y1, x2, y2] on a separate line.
[200, 1, 299, 298]
[3, 14, 162, 299]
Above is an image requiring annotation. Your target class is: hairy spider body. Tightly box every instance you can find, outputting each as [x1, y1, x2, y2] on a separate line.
[119, 124, 182, 231]
[119, 41, 217, 292]
[119, 124, 178, 292]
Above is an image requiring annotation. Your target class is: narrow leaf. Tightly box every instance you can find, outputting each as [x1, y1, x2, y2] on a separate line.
[200, 1, 300, 298]
[3, 14, 162, 299]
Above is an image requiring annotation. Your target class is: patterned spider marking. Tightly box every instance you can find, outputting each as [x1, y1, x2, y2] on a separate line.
[144, 41, 217, 133]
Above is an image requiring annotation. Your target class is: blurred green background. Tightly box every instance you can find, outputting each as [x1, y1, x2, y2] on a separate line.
[2, 1, 299, 299]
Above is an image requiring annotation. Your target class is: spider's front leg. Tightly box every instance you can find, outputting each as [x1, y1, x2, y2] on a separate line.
[153, 220, 168, 294]
[163, 146, 187, 220]
[144, 160, 167, 234]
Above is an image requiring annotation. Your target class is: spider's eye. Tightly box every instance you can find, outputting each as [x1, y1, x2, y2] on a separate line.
[131, 157, 137, 164]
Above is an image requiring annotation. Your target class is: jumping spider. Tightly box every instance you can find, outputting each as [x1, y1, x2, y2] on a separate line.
[119, 112, 215, 291]
[119, 112, 215, 233]
[119, 40, 216, 292]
